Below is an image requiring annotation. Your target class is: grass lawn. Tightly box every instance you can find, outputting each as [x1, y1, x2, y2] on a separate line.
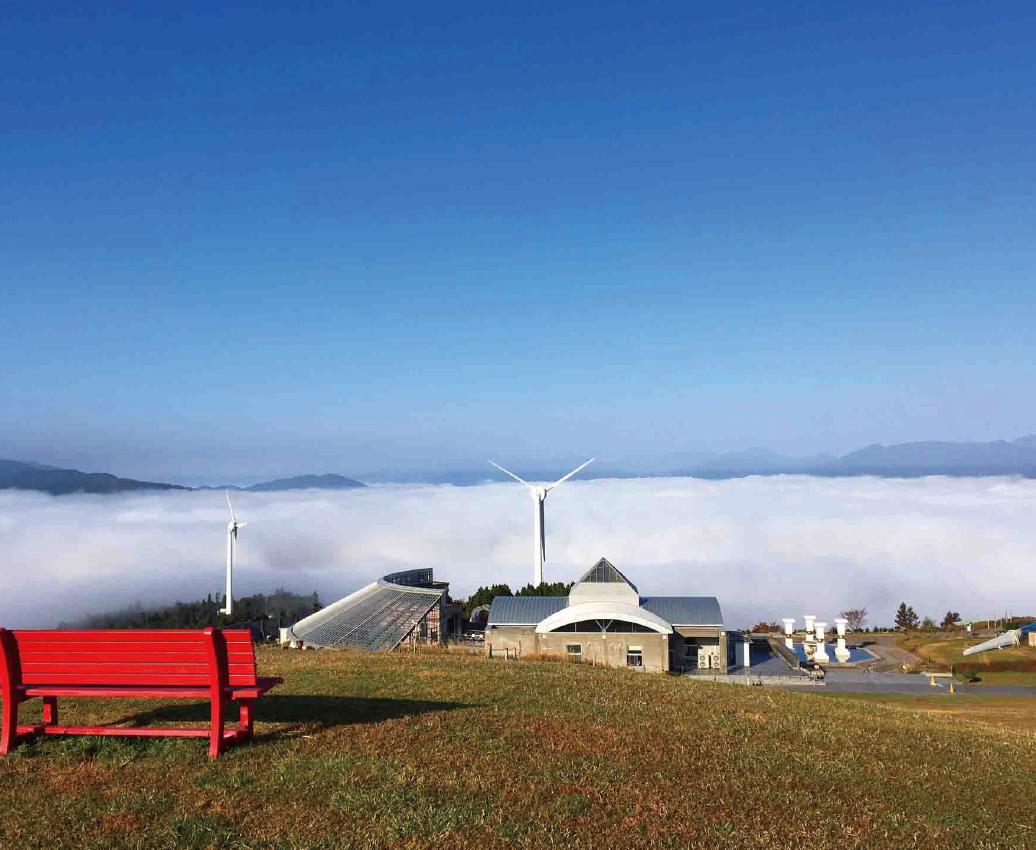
[3, 648, 1036, 849]
[897, 634, 1036, 685]
[818, 692, 1036, 733]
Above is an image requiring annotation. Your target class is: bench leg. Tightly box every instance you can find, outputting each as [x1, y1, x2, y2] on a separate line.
[43, 697, 58, 726]
[208, 695, 226, 759]
[0, 694, 17, 754]
[239, 700, 254, 741]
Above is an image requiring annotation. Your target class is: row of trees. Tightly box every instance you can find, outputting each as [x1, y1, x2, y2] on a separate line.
[62, 589, 322, 630]
[752, 605, 965, 633]
[463, 581, 573, 617]
[894, 603, 961, 631]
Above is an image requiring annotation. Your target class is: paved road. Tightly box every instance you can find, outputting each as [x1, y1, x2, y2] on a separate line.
[851, 634, 921, 671]
[819, 670, 1036, 696]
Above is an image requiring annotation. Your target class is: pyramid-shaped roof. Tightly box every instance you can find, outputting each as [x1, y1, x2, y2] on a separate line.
[577, 557, 638, 593]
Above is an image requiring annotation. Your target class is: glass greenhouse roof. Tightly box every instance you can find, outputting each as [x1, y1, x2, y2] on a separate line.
[291, 572, 445, 651]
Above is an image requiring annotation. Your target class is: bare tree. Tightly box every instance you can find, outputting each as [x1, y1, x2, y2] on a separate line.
[840, 608, 868, 632]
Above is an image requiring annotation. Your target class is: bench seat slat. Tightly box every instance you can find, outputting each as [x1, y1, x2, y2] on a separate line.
[19, 673, 214, 686]
[14, 631, 212, 642]
[15, 642, 253, 655]
[18, 659, 252, 671]
[20, 662, 255, 675]
[22, 685, 211, 698]
[20, 649, 207, 660]
[20, 675, 260, 687]
[21, 680, 283, 700]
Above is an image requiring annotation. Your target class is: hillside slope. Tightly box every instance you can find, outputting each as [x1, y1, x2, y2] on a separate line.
[2, 650, 1034, 849]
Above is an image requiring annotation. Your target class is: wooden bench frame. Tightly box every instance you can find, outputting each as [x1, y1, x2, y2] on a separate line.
[0, 627, 282, 759]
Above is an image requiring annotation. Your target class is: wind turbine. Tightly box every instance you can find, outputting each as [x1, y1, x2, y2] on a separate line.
[488, 458, 595, 587]
[222, 492, 247, 617]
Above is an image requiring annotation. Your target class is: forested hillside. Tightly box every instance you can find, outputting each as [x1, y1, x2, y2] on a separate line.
[60, 589, 321, 630]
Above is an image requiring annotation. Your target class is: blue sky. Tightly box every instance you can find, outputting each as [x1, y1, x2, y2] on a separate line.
[2, 1, 1034, 481]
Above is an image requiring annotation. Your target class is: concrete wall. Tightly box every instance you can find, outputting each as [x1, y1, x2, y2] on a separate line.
[568, 581, 639, 607]
[486, 626, 670, 673]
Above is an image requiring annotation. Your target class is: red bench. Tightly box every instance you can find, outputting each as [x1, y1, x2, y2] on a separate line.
[0, 627, 282, 759]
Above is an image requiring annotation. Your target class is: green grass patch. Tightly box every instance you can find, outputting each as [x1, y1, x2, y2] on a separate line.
[3, 647, 1036, 848]
[897, 633, 1036, 683]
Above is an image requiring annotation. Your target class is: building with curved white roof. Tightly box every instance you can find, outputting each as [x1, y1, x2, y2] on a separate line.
[485, 558, 727, 673]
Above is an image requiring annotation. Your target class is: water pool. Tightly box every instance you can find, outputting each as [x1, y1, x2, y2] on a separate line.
[793, 643, 872, 664]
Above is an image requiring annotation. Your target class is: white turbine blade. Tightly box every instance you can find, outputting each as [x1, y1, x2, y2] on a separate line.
[489, 461, 532, 487]
[546, 458, 596, 491]
[225, 491, 236, 523]
[236, 522, 248, 529]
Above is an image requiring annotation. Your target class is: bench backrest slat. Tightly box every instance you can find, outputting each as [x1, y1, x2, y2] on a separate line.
[10, 629, 257, 688]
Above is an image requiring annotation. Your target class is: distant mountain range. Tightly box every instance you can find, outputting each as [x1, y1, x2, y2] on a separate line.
[211, 474, 367, 492]
[0, 459, 189, 496]
[0, 460, 365, 496]
[671, 437, 1036, 479]
[3, 435, 1035, 494]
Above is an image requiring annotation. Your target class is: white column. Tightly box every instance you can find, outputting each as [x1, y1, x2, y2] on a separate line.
[804, 615, 816, 634]
[833, 617, 850, 661]
[783, 618, 796, 649]
[813, 622, 829, 662]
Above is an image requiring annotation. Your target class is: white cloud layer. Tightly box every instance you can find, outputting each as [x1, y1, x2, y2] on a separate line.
[2, 476, 1035, 629]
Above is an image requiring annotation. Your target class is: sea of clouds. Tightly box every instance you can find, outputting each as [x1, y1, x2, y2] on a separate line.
[1, 476, 1034, 629]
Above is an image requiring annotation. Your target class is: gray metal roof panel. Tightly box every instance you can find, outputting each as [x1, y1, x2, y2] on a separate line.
[486, 596, 567, 626]
[639, 597, 723, 626]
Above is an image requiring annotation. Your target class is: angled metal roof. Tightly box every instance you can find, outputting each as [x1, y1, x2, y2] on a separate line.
[291, 571, 445, 650]
[640, 597, 723, 626]
[486, 596, 567, 626]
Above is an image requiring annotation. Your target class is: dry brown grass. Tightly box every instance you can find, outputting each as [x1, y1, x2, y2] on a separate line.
[3, 648, 1036, 849]
[820, 691, 1036, 733]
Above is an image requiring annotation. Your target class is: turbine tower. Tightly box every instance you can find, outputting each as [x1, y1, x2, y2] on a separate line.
[488, 458, 595, 587]
[222, 492, 247, 617]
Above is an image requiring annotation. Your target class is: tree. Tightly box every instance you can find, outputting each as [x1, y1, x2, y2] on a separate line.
[464, 584, 513, 618]
[921, 616, 937, 631]
[895, 602, 920, 631]
[516, 581, 572, 598]
[750, 621, 782, 633]
[840, 608, 868, 632]
[941, 611, 961, 630]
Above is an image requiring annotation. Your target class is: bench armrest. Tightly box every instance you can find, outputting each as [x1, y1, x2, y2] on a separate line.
[227, 677, 283, 700]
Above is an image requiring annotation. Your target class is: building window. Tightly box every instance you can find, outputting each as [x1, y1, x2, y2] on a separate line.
[627, 646, 643, 667]
[566, 644, 581, 661]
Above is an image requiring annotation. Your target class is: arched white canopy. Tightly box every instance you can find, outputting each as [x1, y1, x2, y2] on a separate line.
[535, 601, 673, 635]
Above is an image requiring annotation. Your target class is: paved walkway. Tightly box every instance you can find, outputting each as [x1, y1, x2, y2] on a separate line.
[821, 669, 1036, 695]
[733, 646, 1036, 695]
